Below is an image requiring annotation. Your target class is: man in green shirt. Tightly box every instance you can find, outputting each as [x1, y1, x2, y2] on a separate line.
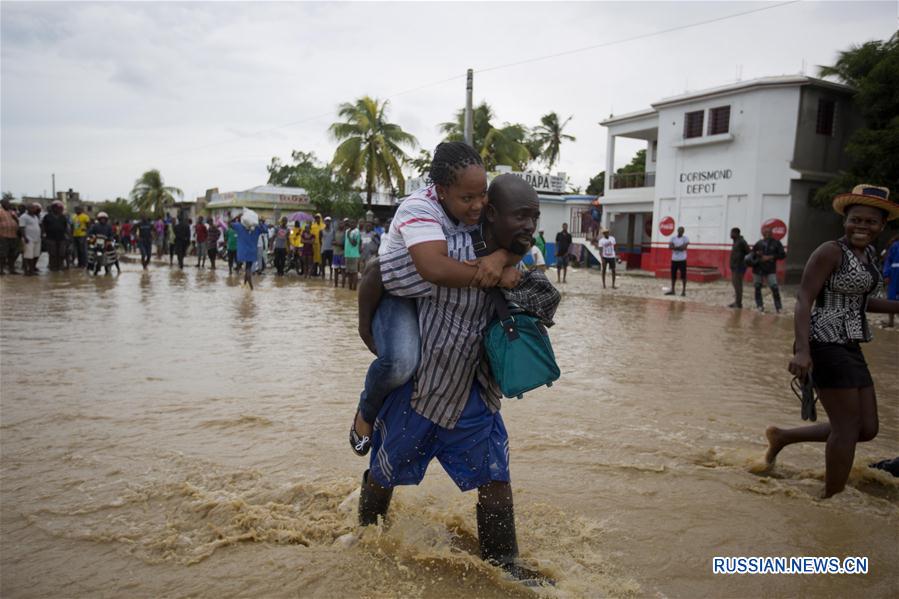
[534, 229, 546, 260]
[344, 219, 362, 290]
[225, 221, 238, 274]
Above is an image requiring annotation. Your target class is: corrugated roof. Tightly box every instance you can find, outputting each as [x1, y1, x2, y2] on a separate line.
[245, 184, 308, 195]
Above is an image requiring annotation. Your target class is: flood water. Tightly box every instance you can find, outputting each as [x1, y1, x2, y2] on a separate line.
[1, 262, 897, 598]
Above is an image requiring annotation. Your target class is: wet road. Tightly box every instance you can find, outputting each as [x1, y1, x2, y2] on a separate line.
[1, 262, 897, 598]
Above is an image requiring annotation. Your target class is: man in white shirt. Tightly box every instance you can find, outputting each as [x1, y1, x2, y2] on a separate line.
[666, 226, 689, 296]
[597, 228, 617, 289]
[525, 242, 546, 271]
[19, 203, 43, 276]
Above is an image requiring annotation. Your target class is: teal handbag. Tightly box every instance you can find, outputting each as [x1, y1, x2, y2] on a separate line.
[484, 289, 560, 399]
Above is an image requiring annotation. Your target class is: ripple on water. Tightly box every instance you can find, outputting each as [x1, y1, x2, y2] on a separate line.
[2, 263, 897, 598]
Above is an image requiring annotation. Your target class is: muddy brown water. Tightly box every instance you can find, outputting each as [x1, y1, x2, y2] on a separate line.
[1, 262, 897, 598]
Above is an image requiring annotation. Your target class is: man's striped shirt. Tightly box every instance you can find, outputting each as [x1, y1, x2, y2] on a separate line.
[379, 229, 502, 428]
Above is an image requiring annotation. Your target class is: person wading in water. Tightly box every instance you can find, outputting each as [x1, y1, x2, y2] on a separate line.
[355, 172, 559, 585]
[350, 142, 516, 457]
[764, 184, 899, 498]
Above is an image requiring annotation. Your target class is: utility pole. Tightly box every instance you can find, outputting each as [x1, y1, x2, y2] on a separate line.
[51, 173, 55, 200]
[464, 68, 473, 147]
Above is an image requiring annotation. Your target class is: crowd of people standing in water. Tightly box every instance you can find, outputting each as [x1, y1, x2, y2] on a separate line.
[0, 196, 385, 290]
[3, 145, 899, 583]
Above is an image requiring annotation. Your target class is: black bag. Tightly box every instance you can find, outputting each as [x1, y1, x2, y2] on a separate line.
[744, 252, 760, 267]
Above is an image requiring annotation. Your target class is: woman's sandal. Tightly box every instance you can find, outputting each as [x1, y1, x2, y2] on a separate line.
[349, 422, 371, 456]
[790, 374, 818, 422]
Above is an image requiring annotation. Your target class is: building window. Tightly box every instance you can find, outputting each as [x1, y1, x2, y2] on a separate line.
[708, 105, 731, 135]
[684, 110, 704, 138]
[816, 98, 835, 136]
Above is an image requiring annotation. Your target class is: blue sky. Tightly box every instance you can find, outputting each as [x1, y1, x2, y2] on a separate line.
[1, 1, 895, 201]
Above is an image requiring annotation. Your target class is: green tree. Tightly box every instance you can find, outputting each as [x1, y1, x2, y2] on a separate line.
[618, 149, 646, 175]
[408, 149, 433, 179]
[96, 197, 136, 222]
[605, 150, 648, 189]
[814, 33, 899, 209]
[129, 169, 182, 217]
[585, 171, 605, 196]
[439, 102, 532, 171]
[267, 150, 363, 218]
[329, 96, 417, 208]
[530, 112, 576, 171]
[2, 191, 14, 203]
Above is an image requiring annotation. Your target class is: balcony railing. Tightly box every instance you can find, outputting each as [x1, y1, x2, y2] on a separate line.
[610, 171, 655, 189]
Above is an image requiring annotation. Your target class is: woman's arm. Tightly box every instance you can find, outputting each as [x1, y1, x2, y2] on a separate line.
[408, 241, 510, 288]
[788, 242, 840, 379]
[866, 298, 899, 314]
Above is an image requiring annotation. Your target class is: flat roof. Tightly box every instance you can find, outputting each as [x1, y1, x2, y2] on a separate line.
[602, 75, 855, 126]
[652, 75, 854, 108]
[599, 108, 657, 127]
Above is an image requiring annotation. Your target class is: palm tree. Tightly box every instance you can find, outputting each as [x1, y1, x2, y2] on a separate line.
[129, 169, 182, 217]
[530, 112, 576, 171]
[329, 96, 417, 207]
[408, 149, 433, 179]
[817, 35, 896, 88]
[439, 102, 531, 171]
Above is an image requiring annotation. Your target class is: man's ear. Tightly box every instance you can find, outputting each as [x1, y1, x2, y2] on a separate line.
[484, 203, 497, 224]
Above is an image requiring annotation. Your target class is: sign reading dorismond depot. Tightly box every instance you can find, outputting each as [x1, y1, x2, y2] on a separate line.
[679, 169, 733, 194]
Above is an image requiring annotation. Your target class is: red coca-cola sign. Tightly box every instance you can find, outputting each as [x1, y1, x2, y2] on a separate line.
[762, 218, 787, 240]
[659, 216, 676, 236]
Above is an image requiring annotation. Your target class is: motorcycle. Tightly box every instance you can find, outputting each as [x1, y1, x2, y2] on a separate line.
[86, 235, 121, 275]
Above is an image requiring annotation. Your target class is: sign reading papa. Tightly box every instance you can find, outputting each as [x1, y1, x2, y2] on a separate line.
[407, 170, 568, 196]
[508, 170, 567, 193]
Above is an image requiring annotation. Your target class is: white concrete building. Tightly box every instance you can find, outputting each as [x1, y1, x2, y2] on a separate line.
[600, 75, 860, 280]
[205, 185, 311, 222]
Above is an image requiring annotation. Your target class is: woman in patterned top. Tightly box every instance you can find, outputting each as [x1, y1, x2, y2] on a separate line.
[764, 184, 899, 498]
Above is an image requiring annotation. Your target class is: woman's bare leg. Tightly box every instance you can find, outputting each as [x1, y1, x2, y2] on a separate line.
[818, 388, 863, 497]
[766, 386, 878, 498]
[857, 386, 878, 443]
[765, 422, 830, 465]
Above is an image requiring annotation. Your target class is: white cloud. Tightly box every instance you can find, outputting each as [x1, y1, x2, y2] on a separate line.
[1, 1, 895, 201]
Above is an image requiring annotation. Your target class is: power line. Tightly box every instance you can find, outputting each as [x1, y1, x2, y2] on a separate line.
[475, 1, 800, 75]
[58, 0, 800, 183]
[180, 0, 802, 153]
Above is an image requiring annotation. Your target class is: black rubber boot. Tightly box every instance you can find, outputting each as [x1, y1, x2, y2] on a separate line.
[476, 503, 553, 586]
[358, 470, 393, 526]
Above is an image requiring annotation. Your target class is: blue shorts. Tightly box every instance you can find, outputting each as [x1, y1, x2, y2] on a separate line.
[369, 380, 511, 492]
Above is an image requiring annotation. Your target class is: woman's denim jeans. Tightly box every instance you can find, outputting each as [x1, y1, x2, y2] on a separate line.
[358, 294, 420, 423]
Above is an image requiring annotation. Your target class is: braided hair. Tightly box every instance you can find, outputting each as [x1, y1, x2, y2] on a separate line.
[429, 142, 483, 186]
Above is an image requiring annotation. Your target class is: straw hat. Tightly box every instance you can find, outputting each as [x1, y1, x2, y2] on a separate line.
[833, 184, 898, 221]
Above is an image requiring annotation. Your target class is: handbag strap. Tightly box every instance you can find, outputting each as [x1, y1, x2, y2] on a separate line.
[470, 228, 517, 339]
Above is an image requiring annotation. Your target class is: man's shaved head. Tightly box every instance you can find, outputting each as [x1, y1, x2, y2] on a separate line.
[488, 174, 538, 209]
[485, 174, 540, 255]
